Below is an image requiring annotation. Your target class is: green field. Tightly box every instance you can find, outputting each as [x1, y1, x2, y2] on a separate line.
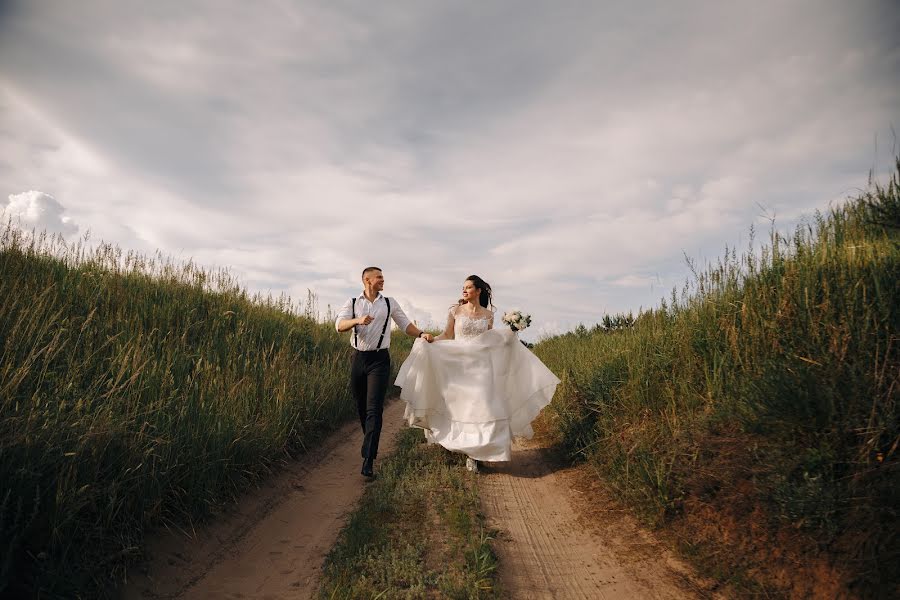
[0, 225, 414, 597]
[533, 161, 899, 596]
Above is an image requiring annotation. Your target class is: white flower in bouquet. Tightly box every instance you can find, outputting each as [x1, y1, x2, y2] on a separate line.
[502, 309, 531, 332]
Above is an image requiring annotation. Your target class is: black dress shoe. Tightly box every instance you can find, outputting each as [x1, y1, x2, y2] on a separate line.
[361, 457, 374, 478]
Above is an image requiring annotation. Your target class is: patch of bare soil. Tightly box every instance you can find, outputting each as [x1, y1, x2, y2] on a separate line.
[479, 436, 720, 599]
[121, 400, 406, 600]
[665, 432, 865, 599]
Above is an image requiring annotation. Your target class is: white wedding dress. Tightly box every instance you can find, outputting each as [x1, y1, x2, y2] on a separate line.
[395, 308, 560, 461]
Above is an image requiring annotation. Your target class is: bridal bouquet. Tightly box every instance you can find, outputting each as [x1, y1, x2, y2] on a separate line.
[502, 309, 531, 332]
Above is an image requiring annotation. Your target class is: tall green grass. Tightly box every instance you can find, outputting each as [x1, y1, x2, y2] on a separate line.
[0, 226, 377, 597]
[535, 161, 899, 596]
[319, 427, 499, 599]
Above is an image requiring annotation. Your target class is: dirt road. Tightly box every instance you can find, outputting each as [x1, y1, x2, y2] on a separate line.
[123, 401, 406, 600]
[480, 437, 713, 599]
[125, 402, 713, 599]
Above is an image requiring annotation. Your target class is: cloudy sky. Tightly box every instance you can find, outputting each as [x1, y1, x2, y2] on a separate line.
[1, 1, 898, 340]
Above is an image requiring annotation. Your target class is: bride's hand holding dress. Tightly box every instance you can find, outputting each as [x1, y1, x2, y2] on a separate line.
[395, 298, 559, 464]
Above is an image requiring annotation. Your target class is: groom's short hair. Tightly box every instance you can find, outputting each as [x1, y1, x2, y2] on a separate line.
[362, 266, 382, 279]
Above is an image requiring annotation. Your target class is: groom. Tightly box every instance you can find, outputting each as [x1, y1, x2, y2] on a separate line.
[335, 267, 434, 479]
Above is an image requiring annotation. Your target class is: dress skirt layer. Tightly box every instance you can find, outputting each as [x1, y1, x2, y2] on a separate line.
[394, 328, 560, 461]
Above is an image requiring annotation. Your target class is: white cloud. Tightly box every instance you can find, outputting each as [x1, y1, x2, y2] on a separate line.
[3, 190, 78, 236]
[391, 296, 437, 331]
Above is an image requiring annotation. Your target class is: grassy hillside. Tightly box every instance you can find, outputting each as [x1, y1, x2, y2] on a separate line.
[534, 162, 899, 597]
[0, 227, 398, 597]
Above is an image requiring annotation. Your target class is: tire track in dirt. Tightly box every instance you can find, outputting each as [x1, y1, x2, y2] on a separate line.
[122, 400, 405, 600]
[480, 438, 712, 599]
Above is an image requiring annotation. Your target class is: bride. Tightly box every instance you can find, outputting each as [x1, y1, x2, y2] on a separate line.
[394, 275, 560, 472]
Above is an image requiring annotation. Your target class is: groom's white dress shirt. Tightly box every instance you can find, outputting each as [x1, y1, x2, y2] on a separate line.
[334, 292, 413, 351]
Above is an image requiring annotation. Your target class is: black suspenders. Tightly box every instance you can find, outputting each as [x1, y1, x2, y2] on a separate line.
[351, 298, 358, 349]
[351, 296, 391, 351]
[378, 297, 391, 349]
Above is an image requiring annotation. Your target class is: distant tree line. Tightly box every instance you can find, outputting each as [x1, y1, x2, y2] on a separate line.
[571, 312, 636, 337]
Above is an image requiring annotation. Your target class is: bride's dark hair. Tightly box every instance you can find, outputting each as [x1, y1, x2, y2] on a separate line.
[466, 275, 494, 310]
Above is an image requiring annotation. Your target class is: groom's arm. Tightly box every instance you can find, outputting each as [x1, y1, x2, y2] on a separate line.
[405, 323, 432, 342]
[335, 298, 372, 332]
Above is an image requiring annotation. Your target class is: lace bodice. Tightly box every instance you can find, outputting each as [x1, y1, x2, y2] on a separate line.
[452, 306, 493, 341]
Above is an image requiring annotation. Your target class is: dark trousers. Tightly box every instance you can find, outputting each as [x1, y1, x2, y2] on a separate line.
[350, 349, 390, 460]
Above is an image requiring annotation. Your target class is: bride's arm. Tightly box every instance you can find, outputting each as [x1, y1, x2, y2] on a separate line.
[434, 308, 455, 340]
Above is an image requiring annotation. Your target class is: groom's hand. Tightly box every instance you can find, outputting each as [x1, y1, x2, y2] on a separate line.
[422, 333, 435, 343]
[357, 315, 374, 326]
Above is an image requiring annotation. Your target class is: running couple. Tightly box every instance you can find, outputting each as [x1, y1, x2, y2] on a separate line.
[335, 267, 560, 479]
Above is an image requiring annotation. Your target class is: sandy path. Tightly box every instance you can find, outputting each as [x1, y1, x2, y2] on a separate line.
[480, 438, 712, 600]
[122, 400, 405, 600]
